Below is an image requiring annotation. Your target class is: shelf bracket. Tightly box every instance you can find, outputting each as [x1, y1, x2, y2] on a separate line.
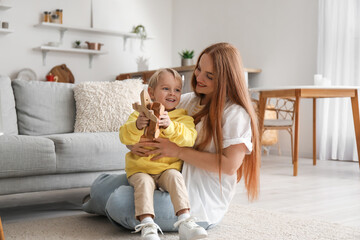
[89, 54, 94, 68]
[59, 29, 67, 44]
[41, 50, 48, 66]
[123, 36, 128, 51]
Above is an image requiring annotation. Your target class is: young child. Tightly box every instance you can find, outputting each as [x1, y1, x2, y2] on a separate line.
[119, 68, 207, 240]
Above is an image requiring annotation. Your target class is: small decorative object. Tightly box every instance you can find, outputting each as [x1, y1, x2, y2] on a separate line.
[313, 74, 322, 85]
[314, 74, 331, 86]
[179, 49, 194, 66]
[46, 73, 58, 82]
[43, 11, 51, 22]
[55, 9, 63, 24]
[2, 22, 9, 29]
[74, 40, 81, 48]
[17, 68, 37, 81]
[49, 64, 75, 83]
[85, 41, 103, 50]
[131, 24, 147, 39]
[47, 41, 60, 47]
[136, 56, 149, 71]
[51, 14, 60, 24]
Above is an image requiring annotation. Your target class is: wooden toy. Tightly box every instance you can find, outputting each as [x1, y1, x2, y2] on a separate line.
[132, 90, 165, 139]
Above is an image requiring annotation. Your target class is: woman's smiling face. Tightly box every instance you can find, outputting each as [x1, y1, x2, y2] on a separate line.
[194, 53, 215, 102]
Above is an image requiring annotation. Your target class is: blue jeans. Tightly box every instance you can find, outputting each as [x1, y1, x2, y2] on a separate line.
[82, 173, 212, 231]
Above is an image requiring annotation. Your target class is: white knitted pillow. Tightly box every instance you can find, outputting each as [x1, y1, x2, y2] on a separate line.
[74, 79, 144, 132]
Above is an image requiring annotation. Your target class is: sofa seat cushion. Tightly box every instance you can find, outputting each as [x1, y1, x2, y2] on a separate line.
[0, 135, 56, 178]
[44, 132, 128, 173]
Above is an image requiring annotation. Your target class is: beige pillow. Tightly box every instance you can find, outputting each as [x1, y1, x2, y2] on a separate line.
[74, 79, 144, 132]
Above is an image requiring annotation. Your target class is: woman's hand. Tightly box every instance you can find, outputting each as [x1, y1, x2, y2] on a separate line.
[136, 112, 150, 130]
[136, 138, 182, 160]
[129, 138, 154, 157]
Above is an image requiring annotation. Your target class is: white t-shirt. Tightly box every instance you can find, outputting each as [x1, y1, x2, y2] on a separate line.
[177, 92, 252, 225]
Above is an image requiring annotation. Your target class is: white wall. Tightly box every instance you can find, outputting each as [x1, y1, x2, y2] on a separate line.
[172, 0, 319, 158]
[0, 0, 173, 82]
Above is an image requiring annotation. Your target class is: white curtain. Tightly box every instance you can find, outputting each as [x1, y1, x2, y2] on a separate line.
[317, 0, 360, 161]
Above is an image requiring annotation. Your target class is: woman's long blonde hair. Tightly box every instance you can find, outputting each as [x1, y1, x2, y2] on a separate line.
[191, 42, 260, 201]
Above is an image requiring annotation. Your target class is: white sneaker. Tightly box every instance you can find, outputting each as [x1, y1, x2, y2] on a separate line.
[133, 222, 163, 240]
[174, 217, 208, 240]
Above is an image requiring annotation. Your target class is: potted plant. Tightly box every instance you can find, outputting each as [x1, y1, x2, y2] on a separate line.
[74, 40, 81, 48]
[179, 49, 194, 66]
[131, 25, 147, 39]
[131, 25, 147, 50]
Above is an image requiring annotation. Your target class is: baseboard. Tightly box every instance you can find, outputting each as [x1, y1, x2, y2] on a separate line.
[264, 147, 313, 159]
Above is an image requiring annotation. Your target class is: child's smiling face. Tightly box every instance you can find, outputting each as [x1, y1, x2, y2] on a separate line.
[149, 71, 182, 111]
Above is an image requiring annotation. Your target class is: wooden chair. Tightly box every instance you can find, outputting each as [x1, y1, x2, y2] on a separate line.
[252, 97, 296, 162]
[0, 216, 5, 240]
[263, 98, 296, 162]
[251, 99, 278, 155]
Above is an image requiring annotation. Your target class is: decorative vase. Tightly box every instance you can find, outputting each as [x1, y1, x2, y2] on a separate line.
[181, 58, 193, 66]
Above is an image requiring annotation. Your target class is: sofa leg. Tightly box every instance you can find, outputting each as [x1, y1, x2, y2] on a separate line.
[0, 217, 5, 240]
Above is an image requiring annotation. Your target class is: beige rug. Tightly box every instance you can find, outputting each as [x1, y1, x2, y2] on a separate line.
[3, 204, 360, 240]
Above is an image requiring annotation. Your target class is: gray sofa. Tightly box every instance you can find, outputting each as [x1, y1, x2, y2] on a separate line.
[0, 76, 128, 196]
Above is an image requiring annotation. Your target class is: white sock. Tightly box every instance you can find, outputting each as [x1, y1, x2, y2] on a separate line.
[141, 216, 154, 224]
[178, 213, 190, 221]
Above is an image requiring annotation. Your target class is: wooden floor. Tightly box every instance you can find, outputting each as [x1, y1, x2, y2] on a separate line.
[1, 154, 359, 228]
[234, 155, 360, 227]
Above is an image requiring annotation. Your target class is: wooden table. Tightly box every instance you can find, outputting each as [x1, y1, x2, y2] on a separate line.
[250, 86, 360, 176]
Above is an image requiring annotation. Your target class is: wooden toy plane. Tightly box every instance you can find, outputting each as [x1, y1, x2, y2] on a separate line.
[132, 90, 165, 139]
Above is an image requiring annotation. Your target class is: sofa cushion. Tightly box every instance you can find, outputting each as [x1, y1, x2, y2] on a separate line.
[12, 79, 75, 136]
[0, 75, 18, 135]
[0, 135, 56, 178]
[73, 79, 144, 133]
[44, 132, 128, 173]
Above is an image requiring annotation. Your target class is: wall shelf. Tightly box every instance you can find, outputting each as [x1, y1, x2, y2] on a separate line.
[0, 5, 11, 10]
[0, 28, 13, 34]
[34, 22, 154, 67]
[34, 22, 154, 49]
[35, 46, 108, 68]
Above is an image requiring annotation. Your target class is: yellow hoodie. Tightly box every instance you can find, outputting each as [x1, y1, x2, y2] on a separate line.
[120, 108, 197, 178]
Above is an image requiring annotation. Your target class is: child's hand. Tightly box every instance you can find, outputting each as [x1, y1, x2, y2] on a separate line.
[136, 112, 150, 130]
[159, 111, 171, 128]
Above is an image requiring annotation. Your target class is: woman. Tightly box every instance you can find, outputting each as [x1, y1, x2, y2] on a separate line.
[83, 42, 260, 234]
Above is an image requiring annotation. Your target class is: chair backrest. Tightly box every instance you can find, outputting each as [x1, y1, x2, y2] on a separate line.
[267, 98, 295, 121]
[251, 97, 279, 145]
[251, 98, 259, 115]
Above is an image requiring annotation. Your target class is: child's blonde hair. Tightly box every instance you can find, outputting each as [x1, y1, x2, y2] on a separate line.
[148, 68, 182, 89]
